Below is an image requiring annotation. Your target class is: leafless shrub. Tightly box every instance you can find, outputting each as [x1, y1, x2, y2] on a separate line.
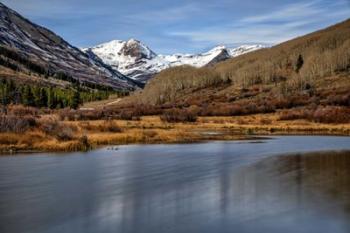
[279, 106, 350, 123]
[56, 127, 75, 141]
[312, 106, 350, 123]
[161, 108, 197, 123]
[38, 117, 76, 141]
[8, 105, 39, 116]
[118, 110, 140, 121]
[325, 93, 350, 106]
[58, 109, 104, 121]
[0, 115, 36, 133]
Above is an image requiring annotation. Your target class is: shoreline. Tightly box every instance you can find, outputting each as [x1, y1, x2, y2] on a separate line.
[1, 133, 350, 155]
[1, 114, 350, 155]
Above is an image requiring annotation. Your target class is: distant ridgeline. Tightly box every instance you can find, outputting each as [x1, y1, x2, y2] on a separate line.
[0, 45, 130, 110]
[130, 19, 350, 107]
[0, 46, 129, 109]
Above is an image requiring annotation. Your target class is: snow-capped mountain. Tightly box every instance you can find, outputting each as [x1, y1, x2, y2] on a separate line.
[84, 39, 265, 82]
[0, 3, 138, 90]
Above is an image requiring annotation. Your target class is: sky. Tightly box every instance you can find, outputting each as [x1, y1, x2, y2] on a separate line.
[2, 0, 350, 54]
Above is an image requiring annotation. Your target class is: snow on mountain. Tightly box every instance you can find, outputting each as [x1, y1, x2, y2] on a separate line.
[227, 44, 266, 57]
[84, 40, 266, 83]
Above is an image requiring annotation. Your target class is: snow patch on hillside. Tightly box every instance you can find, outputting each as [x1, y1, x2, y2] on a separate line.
[84, 39, 266, 82]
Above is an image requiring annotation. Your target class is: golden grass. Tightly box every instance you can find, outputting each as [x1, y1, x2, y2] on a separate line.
[0, 113, 349, 154]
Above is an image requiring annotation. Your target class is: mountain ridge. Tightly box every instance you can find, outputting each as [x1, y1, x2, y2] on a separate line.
[121, 18, 350, 111]
[0, 2, 139, 90]
[84, 39, 265, 82]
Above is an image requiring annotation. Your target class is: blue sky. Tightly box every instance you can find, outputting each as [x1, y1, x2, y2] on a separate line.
[2, 0, 350, 54]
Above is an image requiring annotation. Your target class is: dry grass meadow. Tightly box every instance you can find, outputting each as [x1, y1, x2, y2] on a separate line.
[1, 112, 349, 154]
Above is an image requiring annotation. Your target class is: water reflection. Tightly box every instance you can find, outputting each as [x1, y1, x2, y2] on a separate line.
[0, 138, 350, 233]
[221, 151, 350, 225]
[93, 151, 350, 233]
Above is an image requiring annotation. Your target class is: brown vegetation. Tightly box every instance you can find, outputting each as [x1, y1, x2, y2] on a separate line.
[0, 115, 36, 133]
[0, 110, 349, 154]
[160, 108, 198, 123]
[119, 19, 350, 123]
[1, 20, 350, 153]
[279, 106, 350, 123]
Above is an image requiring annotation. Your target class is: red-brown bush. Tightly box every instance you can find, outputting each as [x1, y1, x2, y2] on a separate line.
[279, 106, 350, 123]
[58, 109, 105, 121]
[0, 115, 36, 133]
[8, 105, 39, 116]
[312, 106, 350, 123]
[39, 117, 76, 141]
[161, 108, 197, 123]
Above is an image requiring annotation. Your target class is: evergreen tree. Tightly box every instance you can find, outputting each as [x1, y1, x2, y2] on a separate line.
[295, 54, 304, 73]
[0, 77, 112, 109]
[1, 84, 10, 114]
[62, 98, 68, 108]
[70, 90, 81, 109]
[22, 85, 35, 106]
[33, 87, 42, 107]
[1, 84, 10, 105]
[47, 88, 56, 109]
[8, 80, 15, 93]
[39, 88, 48, 107]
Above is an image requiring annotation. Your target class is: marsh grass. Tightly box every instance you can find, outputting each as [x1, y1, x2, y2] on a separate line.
[0, 113, 349, 154]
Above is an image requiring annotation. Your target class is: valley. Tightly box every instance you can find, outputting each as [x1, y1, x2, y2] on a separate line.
[0, 2, 349, 153]
[0, 2, 350, 233]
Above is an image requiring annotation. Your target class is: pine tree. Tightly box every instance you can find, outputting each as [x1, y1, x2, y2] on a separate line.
[1, 84, 10, 105]
[70, 90, 81, 109]
[39, 88, 48, 107]
[47, 88, 56, 109]
[295, 54, 304, 73]
[22, 86, 35, 106]
[1, 84, 10, 114]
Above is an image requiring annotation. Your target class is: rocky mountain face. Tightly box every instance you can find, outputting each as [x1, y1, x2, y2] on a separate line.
[0, 3, 138, 90]
[84, 40, 265, 83]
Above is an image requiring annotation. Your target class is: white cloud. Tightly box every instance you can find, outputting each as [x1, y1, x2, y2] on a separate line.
[240, 0, 323, 23]
[170, 22, 311, 45]
[168, 0, 350, 45]
[123, 3, 203, 23]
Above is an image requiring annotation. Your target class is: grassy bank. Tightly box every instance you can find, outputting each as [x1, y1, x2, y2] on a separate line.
[1, 113, 349, 154]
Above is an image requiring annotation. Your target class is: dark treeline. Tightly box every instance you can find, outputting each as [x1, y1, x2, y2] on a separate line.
[0, 78, 114, 110]
[53, 71, 116, 92]
[0, 46, 130, 110]
[0, 46, 47, 75]
[0, 46, 118, 93]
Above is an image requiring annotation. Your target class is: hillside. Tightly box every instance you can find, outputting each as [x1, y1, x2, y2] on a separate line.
[84, 39, 264, 83]
[0, 3, 138, 91]
[116, 19, 349, 121]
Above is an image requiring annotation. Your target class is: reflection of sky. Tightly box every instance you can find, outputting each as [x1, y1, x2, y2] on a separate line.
[92, 147, 350, 233]
[0, 136, 350, 233]
[2, 0, 350, 53]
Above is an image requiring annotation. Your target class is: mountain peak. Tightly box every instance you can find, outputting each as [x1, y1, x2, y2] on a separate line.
[122, 39, 156, 59]
[84, 39, 265, 83]
[126, 38, 141, 44]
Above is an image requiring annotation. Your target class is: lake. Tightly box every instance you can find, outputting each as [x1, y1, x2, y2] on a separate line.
[0, 136, 350, 233]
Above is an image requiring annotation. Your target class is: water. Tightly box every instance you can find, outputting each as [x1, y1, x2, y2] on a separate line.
[0, 136, 350, 233]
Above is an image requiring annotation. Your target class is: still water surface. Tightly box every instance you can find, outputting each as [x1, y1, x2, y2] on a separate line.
[0, 136, 350, 233]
